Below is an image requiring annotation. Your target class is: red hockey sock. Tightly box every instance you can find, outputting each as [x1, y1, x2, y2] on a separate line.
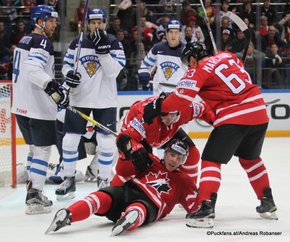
[123, 202, 147, 231]
[197, 160, 221, 203]
[68, 191, 112, 222]
[239, 157, 270, 199]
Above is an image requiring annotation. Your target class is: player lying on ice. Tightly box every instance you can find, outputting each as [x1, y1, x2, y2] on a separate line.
[45, 139, 198, 236]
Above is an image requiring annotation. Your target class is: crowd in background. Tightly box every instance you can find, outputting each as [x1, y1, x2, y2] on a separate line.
[1, 0, 290, 89]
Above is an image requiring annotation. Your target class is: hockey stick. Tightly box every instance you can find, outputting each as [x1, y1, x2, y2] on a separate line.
[151, 81, 280, 106]
[199, 0, 218, 54]
[66, 106, 117, 136]
[226, 11, 250, 62]
[74, 0, 90, 74]
[149, 80, 177, 88]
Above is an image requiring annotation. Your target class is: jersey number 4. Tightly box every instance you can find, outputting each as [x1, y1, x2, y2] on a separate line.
[215, 59, 251, 94]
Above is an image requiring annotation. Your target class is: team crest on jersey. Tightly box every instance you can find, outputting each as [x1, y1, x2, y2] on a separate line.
[80, 55, 100, 77]
[145, 171, 171, 194]
[160, 61, 180, 80]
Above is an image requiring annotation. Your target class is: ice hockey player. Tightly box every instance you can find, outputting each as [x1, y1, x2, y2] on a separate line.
[56, 7, 125, 200]
[45, 139, 197, 236]
[11, 5, 68, 214]
[115, 92, 214, 185]
[143, 42, 278, 227]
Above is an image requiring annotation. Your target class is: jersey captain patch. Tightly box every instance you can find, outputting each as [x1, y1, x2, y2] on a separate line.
[145, 171, 172, 194]
[160, 61, 180, 80]
[80, 55, 100, 77]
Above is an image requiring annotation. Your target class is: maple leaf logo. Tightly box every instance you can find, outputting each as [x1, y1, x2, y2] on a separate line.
[145, 171, 171, 194]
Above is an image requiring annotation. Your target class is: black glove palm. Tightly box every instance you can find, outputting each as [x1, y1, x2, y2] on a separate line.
[45, 81, 69, 109]
[116, 134, 132, 160]
[65, 70, 81, 88]
[91, 29, 111, 54]
[131, 148, 153, 172]
[143, 97, 163, 124]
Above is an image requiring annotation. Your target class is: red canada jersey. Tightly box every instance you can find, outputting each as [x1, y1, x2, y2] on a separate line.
[162, 51, 269, 127]
[121, 96, 213, 148]
[113, 154, 198, 220]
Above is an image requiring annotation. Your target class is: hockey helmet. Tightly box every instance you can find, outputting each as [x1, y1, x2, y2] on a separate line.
[181, 42, 208, 66]
[31, 5, 58, 26]
[165, 139, 189, 164]
[87, 8, 107, 23]
[166, 20, 182, 32]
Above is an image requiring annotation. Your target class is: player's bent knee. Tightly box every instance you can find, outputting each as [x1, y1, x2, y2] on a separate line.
[97, 133, 116, 152]
[63, 133, 82, 151]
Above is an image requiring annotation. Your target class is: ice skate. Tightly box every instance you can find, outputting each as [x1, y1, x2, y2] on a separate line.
[111, 210, 140, 236]
[97, 176, 109, 189]
[45, 209, 71, 234]
[55, 176, 76, 201]
[186, 193, 217, 228]
[256, 188, 278, 220]
[85, 166, 98, 182]
[25, 182, 53, 215]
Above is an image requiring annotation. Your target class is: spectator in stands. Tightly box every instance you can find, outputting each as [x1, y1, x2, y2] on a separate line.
[11, 19, 28, 45]
[155, 15, 170, 42]
[116, 29, 131, 61]
[0, 0, 18, 22]
[220, 28, 233, 51]
[259, 15, 269, 36]
[263, 43, 285, 88]
[117, 0, 136, 36]
[107, 16, 121, 36]
[69, 0, 88, 32]
[180, 0, 197, 26]
[278, 13, 290, 45]
[261, 0, 277, 26]
[140, 0, 155, 23]
[182, 15, 205, 44]
[18, 0, 36, 21]
[261, 25, 285, 52]
[220, 16, 234, 40]
[243, 17, 256, 47]
[181, 25, 195, 45]
[239, 1, 255, 28]
[0, 20, 11, 48]
[231, 29, 248, 53]
[218, 0, 234, 28]
[197, 0, 215, 26]
[236, 42, 266, 84]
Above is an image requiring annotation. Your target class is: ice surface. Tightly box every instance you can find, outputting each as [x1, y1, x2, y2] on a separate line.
[0, 138, 289, 242]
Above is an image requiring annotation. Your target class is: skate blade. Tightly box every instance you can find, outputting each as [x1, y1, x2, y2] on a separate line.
[85, 177, 98, 183]
[259, 211, 278, 220]
[111, 211, 139, 236]
[45, 210, 68, 234]
[186, 217, 214, 228]
[56, 192, 75, 201]
[26, 204, 52, 215]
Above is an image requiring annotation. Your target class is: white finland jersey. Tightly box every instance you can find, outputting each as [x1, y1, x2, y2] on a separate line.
[62, 33, 125, 108]
[140, 41, 187, 95]
[11, 33, 57, 120]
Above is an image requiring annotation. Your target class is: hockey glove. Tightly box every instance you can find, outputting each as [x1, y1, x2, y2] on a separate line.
[116, 133, 132, 160]
[65, 70, 81, 88]
[45, 81, 69, 109]
[143, 96, 163, 125]
[131, 146, 153, 172]
[91, 29, 111, 54]
[138, 68, 151, 85]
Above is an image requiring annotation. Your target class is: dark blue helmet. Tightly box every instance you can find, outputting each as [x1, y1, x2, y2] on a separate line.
[31, 5, 58, 26]
[181, 42, 208, 65]
[166, 20, 182, 32]
[87, 8, 107, 23]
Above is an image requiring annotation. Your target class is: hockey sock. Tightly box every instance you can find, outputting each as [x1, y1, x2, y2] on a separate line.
[26, 145, 34, 173]
[29, 146, 51, 190]
[180, 145, 200, 184]
[97, 151, 114, 180]
[62, 133, 81, 177]
[195, 160, 221, 207]
[123, 202, 147, 231]
[68, 191, 112, 222]
[239, 157, 270, 199]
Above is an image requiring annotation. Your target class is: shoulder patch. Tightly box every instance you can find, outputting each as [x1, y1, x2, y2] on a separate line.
[130, 118, 146, 137]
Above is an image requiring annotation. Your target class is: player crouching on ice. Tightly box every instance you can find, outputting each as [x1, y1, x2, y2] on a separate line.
[45, 139, 198, 236]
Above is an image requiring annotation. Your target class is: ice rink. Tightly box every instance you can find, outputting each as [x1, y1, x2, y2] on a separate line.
[0, 137, 290, 242]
